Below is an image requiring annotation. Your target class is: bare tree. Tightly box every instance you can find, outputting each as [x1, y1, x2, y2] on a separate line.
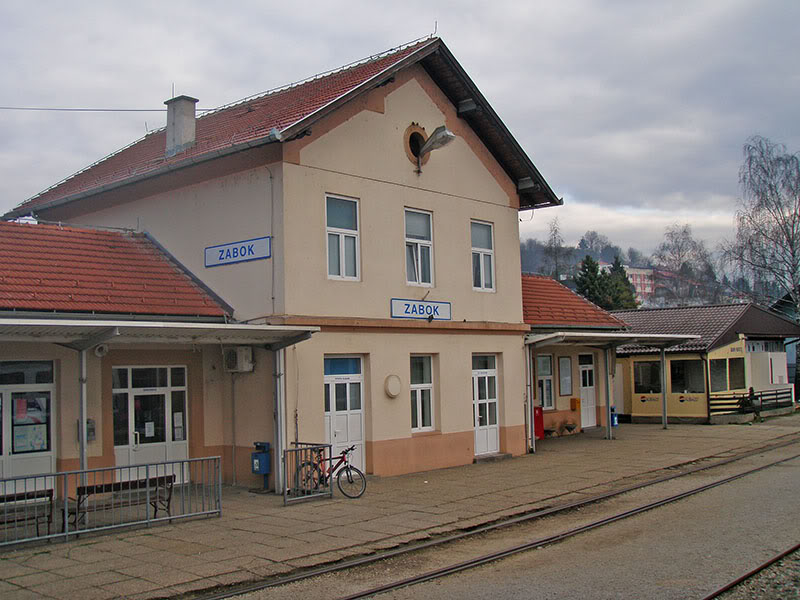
[651, 223, 719, 305]
[543, 217, 569, 279]
[723, 136, 800, 383]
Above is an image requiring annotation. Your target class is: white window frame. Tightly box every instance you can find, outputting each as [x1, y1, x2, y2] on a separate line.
[326, 194, 360, 281]
[405, 208, 434, 287]
[471, 220, 495, 291]
[410, 355, 434, 432]
[537, 354, 554, 410]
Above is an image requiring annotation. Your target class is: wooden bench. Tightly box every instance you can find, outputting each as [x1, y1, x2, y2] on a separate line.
[68, 475, 174, 527]
[0, 489, 55, 536]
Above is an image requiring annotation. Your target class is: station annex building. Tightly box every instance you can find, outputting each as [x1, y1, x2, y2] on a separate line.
[2, 37, 562, 488]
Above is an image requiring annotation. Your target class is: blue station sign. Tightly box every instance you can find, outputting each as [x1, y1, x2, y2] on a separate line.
[205, 236, 271, 268]
[390, 298, 452, 321]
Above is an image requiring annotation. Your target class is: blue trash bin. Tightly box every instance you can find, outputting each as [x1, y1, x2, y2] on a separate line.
[251, 442, 271, 490]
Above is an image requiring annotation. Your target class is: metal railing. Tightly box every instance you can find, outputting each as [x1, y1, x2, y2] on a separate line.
[0, 456, 221, 547]
[283, 442, 332, 505]
[709, 387, 794, 415]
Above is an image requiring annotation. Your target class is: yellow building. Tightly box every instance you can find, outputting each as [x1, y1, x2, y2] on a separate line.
[3, 38, 562, 487]
[613, 304, 800, 423]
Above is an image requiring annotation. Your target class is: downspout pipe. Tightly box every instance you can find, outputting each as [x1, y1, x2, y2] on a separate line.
[525, 343, 534, 453]
[660, 347, 668, 429]
[604, 346, 614, 441]
[79, 349, 88, 474]
[273, 348, 286, 495]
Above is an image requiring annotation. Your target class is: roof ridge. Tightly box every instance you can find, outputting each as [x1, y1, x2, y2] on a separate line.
[0, 219, 136, 236]
[200, 36, 437, 121]
[611, 302, 751, 314]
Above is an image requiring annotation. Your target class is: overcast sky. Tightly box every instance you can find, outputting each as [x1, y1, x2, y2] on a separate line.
[1, 1, 798, 254]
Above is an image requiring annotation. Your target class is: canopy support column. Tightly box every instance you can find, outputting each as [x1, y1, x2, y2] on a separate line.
[605, 346, 614, 440]
[660, 347, 668, 429]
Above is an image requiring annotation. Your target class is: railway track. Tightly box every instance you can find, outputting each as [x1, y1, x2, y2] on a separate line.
[700, 542, 800, 600]
[197, 436, 800, 600]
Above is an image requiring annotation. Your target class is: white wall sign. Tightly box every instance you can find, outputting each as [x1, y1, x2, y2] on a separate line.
[390, 298, 452, 320]
[205, 236, 271, 268]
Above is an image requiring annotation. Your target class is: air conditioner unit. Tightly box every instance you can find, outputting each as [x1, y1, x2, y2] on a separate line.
[224, 346, 254, 373]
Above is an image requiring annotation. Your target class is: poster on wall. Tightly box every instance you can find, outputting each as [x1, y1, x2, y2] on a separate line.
[14, 424, 47, 452]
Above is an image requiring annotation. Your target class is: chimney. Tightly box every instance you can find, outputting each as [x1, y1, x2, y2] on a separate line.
[164, 95, 198, 157]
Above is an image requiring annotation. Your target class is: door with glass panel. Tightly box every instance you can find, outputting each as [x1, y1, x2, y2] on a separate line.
[579, 354, 597, 428]
[113, 366, 188, 479]
[472, 355, 499, 455]
[0, 361, 56, 494]
[323, 357, 364, 471]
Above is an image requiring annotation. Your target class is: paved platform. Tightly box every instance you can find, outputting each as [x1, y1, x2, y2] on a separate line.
[2, 413, 799, 600]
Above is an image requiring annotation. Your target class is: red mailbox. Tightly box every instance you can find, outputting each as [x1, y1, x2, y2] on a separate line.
[533, 406, 544, 440]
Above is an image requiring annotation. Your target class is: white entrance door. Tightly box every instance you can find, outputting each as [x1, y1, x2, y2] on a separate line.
[113, 366, 189, 480]
[0, 360, 57, 494]
[0, 387, 56, 494]
[579, 354, 597, 428]
[323, 357, 364, 471]
[472, 355, 499, 455]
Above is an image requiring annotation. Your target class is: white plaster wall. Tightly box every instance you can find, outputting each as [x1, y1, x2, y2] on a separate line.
[60, 165, 283, 321]
[283, 73, 525, 323]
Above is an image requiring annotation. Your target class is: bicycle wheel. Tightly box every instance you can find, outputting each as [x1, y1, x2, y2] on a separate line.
[295, 461, 323, 494]
[336, 465, 366, 498]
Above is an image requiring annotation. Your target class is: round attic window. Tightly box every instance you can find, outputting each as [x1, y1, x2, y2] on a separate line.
[404, 124, 430, 167]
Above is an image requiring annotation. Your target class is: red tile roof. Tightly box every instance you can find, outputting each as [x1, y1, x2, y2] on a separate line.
[522, 274, 627, 329]
[0, 221, 228, 318]
[9, 40, 435, 216]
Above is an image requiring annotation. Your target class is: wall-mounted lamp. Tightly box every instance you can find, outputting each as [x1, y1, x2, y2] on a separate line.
[416, 125, 456, 173]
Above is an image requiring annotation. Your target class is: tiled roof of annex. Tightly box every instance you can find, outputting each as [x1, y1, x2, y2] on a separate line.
[10, 39, 433, 215]
[611, 304, 749, 354]
[0, 220, 227, 318]
[521, 273, 627, 330]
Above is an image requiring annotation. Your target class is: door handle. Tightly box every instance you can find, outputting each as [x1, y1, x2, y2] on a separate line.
[133, 431, 140, 450]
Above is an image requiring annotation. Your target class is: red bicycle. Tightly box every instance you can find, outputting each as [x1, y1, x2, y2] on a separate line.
[296, 444, 366, 498]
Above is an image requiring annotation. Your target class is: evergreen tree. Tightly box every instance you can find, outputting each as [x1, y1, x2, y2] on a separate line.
[607, 255, 638, 309]
[575, 256, 611, 308]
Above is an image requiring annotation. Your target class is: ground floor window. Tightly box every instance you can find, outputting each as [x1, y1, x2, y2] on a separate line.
[670, 360, 705, 394]
[536, 355, 554, 409]
[710, 357, 745, 392]
[634, 361, 661, 394]
[410, 356, 433, 432]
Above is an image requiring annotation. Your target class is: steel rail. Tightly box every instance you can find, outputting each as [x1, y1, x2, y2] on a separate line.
[197, 435, 800, 600]
[699, 541, 800, 600]
[339, 453, 800, 600]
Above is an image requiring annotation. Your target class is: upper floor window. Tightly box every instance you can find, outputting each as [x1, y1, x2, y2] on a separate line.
[405, 209, 433, 286]
[471, 221, 494, 291]
[326, 195, 359, 280]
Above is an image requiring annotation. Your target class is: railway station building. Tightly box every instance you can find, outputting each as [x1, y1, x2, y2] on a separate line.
[2, 38, 562, 487]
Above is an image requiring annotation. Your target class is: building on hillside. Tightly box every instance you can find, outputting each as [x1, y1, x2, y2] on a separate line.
[3, 38, 562, 484]
[596, 261, 654, 305]
[0, 221, 316, 485]
[613, 304, 800, 423]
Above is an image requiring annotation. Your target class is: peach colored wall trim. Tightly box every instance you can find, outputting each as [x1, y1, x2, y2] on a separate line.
[367, 431, 474, 476]
[499, 425, 526, 456]
[268, 314, 529, 333]
[543, 409, 580, 431]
